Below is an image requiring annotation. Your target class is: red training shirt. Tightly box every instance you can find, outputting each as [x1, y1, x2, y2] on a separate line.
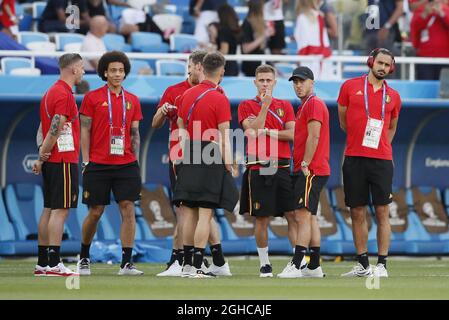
[238, 97, 295, 165]
[293, 95, 330, 175]
[337, 76, 402, 160]
[157, 79, 192, 161]
[0, 0, 16, 28]
[40, 80, 80, 164]
[80, 85, 143, 165]
[178, 80, 231, 141]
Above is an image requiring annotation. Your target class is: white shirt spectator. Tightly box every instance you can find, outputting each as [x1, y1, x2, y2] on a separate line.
[263, 0, 283, 21]
[81, 31, 107, 71]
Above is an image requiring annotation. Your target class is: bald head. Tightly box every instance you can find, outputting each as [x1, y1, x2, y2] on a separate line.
[90, 15, 109, 38]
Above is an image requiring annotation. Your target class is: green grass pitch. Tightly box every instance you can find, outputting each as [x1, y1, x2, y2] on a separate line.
[1, 258, 449, 300]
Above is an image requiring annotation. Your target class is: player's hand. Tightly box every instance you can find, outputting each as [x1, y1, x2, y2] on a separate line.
[32, 160, 43, 175]
[261, 89, 272, 109]
[301, 166, 310, 177]
[161, 103, 170, 116]
[39, 150, 51, 162]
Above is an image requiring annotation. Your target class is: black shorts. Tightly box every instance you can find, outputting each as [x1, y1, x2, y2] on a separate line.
[267, 20, 286, 50]
[292, 173, 329, 215]
[342, 156, 394, 207]
[82, 161, 141, 206]
[168, 160, 177, 194]
[42, 162, 79, 210]
[239, 167, 295, 217]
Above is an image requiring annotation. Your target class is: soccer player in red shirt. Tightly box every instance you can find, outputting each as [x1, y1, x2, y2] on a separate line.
[238, 64, 297, 277]
[32, 53, 85, 277]
[152, 51, 231, 277]
[77, 51, 144, 276]
[338, 48, 401, 278]
[277, 66, 330, 278]
[174, 51, 239, 278]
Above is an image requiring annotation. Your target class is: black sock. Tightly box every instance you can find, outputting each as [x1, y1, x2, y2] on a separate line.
[193, 247, 205, 269]
[176, 249, 184, 266]
[183, 245, 194, 266]
[308, 247, 321, 270]
[210, 244, 225, 267]
[37, 245, 48, 267]
[48, 246, 60, 268]
[80, 243, 91, 259]
[377, 255, 387, 267]
[357, 252, 370, 269]
[292, 245, 307, 269]
[168, 249, 178, 266]
[120, 247, 133, 268]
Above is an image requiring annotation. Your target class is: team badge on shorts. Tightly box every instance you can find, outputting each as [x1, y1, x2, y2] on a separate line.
[253, 202, 261, 210]
[72, 193, 77, 202]
[83, 191, 90, 199]
[385, 95, 391, 103]
[276, 108, 285, 117]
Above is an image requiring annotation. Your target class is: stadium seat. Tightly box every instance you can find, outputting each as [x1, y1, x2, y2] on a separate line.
[25, 41, 57, 52]
[284, 38, 297, 55]
[131, 32, 169, 53]
[234, 6, 248, 22]
[31, 1, 47, 31]
[130, 59, 152, 75]
[0, 193, 15, 241]
[103, 33, 132, 52]
[16, 3, 33, 31]
[10, 67, 41, 76]
[169, 33, 197, 52]
[155, 59, 186, 76]
[17, 31, 49, 47]
[284, 20, 294, 38]
[404, 187, 449, 254]
[273, 63, 296, 78]
[54, 33, 85, 51]
[1, 57, 33, 75]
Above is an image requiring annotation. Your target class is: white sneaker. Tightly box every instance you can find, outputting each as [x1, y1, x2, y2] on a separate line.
[341, 263, 373, 277]
[34, 265, 49, 277]
[300, 256, 307, 269]
[277, 262, 303, 278]
[157, 260, 183, 277]
[373, 263, 388, 277]
[208, 262, 232, 276]
[46, 263, 78, 277]
[302, 266, 325, 278]
[181, 264, 196, 278]
[77, 258, 91, 276]
[118, 263, 144, 275]
[259, 264, 273, 278]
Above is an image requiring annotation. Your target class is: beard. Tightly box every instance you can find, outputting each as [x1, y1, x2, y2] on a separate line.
[373, 70, 387, 80]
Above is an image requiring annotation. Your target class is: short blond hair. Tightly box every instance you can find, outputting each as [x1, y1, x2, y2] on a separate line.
[255, 64, 276, 77]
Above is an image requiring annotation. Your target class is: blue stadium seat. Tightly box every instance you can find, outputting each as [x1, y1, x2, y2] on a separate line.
[169, 33, 198, 52]
[273, 62, 296, 78]
[16, 3, 33, 31]
[130, 59, 152, 75]
[17, 31, 49, 47]
[31, 1, 46, 31]
[103, 33, 132, 52]
[131, 32, 169, 53]
[1, 57, 33, 75]
[0, 192, 15, 241]
[156, 59, 186, 76]
[214, 208, 254, 254]
[54, 33, 85, 51]
[284, 38, 297, 55]
[284, 20, 294, 38]
[234, 6, 248, 22]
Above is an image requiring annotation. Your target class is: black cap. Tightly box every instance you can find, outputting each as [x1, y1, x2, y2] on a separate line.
[288, 66, 314, 81]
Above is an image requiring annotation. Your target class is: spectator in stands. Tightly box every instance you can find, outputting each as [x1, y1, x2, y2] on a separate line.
[263, 0, 285, 55]
[119, 7, 171, 42]
[32, 53, 85, 277]
[203, 21, 219, 51]
[410, 0, 449, 80]
[294, 0, 332, 79]
[39, 0, 90, 34]
[80, 15, 108, 73]
[0, 0, 18, 40]
[408, 0, 427, 11]
[241, 0, 274, 77]
[363, 0, 403, 55]
[190, 0, 227, 47]
[216, 4, 241, 76]
[319, 0, 338, 49]
[86, 0, 116, 32]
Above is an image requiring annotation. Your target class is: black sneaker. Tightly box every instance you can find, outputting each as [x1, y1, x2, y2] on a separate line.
[259, 264, 273, 278]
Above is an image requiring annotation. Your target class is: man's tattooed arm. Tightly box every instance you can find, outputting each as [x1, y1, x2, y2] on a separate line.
[131, 121, 140, 161]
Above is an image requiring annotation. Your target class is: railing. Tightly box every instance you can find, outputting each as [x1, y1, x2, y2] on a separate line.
[1, 50, 449, 81]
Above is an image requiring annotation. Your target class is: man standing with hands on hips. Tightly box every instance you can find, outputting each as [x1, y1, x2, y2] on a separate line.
[277, 66, 330, 279]
[338, 48, 401, 278]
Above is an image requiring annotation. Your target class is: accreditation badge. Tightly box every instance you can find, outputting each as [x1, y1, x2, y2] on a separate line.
[110, 126, 125, 156]
[362, 117, 384, 149]
[57, 122, 75, 152]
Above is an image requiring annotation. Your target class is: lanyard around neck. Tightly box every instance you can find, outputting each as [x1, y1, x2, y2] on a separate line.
[44, 86, 78, 122]
[364, 75, 386, 120]
[253, 97, 285, 128]
[298, 93, 316, 119]
[107, 87, 126, 128]
[186, 87, 217, 126]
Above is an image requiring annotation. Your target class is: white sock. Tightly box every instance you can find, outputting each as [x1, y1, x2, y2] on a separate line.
[257, 247, 270, 266]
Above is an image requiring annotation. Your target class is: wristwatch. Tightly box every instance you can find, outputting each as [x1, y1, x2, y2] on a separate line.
[301, 160, 309, 168]
[82, 162, 89, 169]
